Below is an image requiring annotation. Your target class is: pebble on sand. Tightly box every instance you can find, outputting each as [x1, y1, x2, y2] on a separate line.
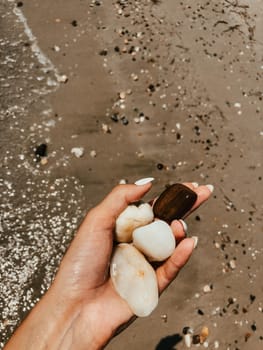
[71, 147, 84, 158]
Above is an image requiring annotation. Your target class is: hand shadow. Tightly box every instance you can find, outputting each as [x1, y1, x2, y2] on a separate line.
[155, 333, 183, 350]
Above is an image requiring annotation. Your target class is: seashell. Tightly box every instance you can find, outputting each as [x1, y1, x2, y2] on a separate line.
[153, 183, 197, 223]
[133, 220, 175, 261]
[184, 334, 192, 348]
[115, 203, 154, 243]
[110, 243, 159, 317]
[200, 326, 209, 343]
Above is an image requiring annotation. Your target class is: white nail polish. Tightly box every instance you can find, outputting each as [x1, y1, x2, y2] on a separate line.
[191, 236, 198, 249]
[206, 184, 214, 193]
[134, 177, 154, 186]
[179, 219, 188, 233]
[192, 182, 199, 188]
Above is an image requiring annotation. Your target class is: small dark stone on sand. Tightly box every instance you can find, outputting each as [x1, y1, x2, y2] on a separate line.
[148, 84, 155, 92]
[71, 20, 78, 27]
[251, 323, 257, 332]
[34, 143, 47, 158]
[121, 116, 129, 125]
[99, 49, 108, 56]
[182, 326, 192, 335]
[17, 1, 23, 7]
[111, 113, 119, 122]
[157, 163, 164, 170]
[192, 334, 201, 344]
[197, 309, 204, 315]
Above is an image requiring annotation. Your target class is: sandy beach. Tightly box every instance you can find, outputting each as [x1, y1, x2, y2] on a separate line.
[0, 0, 262, 349]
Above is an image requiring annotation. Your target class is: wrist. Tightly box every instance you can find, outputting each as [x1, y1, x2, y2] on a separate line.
[4, 284, 79, 350]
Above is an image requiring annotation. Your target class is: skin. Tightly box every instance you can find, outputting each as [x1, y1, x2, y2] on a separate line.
[4, 182, 212, 350]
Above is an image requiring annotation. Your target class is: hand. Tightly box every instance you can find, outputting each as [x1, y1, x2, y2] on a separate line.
[4, 181, 213, 350]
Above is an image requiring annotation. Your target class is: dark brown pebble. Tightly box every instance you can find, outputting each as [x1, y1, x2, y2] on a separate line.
[251, 323, 257, 331]
[197, 309, 204, 315]
[182, 326, 192, 335]
[153, 183, 197, 222]
[157, 163, 164, 170]
[34, 143, 47, 159]
[71, 20, 78, 27]
[99, 49, 108, 56]
[192, 334, 200, 344]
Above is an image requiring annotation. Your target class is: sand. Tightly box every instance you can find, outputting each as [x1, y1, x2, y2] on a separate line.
[0, 0, 262, 349]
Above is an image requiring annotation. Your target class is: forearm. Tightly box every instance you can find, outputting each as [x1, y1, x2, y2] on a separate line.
[4, 286, 81, 350]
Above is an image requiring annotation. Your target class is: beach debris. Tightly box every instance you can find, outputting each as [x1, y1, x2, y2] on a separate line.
[115, 203, 153, 242]
[160, 314, 167, 323]
[203, 284, 213, 293]
[200, 326, 209, 343]
[71, 147, 84, 158]
[184, 333, 192, 348]
[34, 143, 47, 161]
[229, 259, 236, 270]
[192, 334, 201, 344]
[40, 157, 48, 166]
[119, 91, 126, 99]
[119, 179, 128, 184]
[90, 150, 97, 158]
[133, 220, 175, 261]
[121, 116, 129, 125]
[57, 74, 68, 83]
[190, 326, 210, 345]
[183, 326, 194, 348]
[110, 243, 159, 317]
[71, 20, 78, 27]
[101, 123, 111, 134]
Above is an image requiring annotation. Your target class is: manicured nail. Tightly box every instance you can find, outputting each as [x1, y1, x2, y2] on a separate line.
[179, 219, 188, 233]
[134, 177, 154, 186]
[191, 236, 198, 249]
[206, 184, 214, 193]
[192, 182, 199, 188]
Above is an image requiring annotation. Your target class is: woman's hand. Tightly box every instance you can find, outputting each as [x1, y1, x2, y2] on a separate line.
[4, 181, 213, 350]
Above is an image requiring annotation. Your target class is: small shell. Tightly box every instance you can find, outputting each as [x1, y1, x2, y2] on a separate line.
[184, 334, 192, 348]
[200, 326, 209, 343]
[110, 243, 159, 317]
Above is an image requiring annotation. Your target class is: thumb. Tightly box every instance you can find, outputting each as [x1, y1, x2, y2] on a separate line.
[156, 237, 196, 293]
[80, 182, 153, 235]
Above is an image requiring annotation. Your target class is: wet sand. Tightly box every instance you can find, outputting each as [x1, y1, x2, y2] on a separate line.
[0, 0, 263, 349]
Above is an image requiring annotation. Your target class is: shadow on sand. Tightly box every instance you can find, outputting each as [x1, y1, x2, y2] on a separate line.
[155, 333, 183, 350]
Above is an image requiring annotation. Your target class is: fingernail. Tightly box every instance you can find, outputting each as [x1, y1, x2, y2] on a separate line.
[192, 182, 199, 188]
[179, 219, 188, 233]
[134, 177, 154, 186]
[206, 184, 214, 193]
[191, 236, 198, 249]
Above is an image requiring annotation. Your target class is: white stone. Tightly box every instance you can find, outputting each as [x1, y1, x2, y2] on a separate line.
[184, 334, 192, 348]
[115, 203, 154, 243]
[133, 220, 175, 261]
[110, 244, 159, 317]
